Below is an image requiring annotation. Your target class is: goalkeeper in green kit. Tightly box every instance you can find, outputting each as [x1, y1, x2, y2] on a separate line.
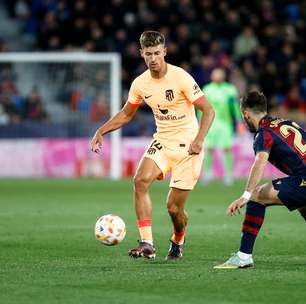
[198, 68, 241, 185]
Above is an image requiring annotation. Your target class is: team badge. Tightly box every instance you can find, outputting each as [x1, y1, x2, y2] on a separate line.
[165, 89, 174, 101]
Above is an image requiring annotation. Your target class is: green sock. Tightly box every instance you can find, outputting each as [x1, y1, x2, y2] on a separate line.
[223, 151, 233, 180]
[204, 151, 213, 178]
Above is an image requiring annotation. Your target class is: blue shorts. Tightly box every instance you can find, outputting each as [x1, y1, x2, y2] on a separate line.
[272, 175, 306, 211]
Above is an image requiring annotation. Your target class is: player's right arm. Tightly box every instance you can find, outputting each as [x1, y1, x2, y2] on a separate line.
[91, 79, 142, 153]
[91, 102, 139, 153]
[227, 129, 273, 215]
[227, 151, 269, 215]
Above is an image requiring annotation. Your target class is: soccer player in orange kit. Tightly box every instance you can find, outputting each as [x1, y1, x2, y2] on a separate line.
[91, 31, 215, 260]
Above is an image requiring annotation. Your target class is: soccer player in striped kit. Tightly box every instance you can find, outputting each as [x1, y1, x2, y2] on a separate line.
[215, 91, 306, 269]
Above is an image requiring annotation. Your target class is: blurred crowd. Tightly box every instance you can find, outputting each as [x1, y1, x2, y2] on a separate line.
[1, 0, 306, 128]
[0, 66, 48, 125]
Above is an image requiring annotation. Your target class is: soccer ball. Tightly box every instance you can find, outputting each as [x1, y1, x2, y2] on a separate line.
[95, 214, 126, 245]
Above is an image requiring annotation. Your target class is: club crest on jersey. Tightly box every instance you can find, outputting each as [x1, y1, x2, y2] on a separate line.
[165, 89, 174, 101]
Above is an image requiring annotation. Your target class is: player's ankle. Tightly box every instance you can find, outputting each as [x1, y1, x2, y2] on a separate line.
[238, 251, 252, 260]
[141, 239, 153, 246]
[171, 229, 186, 245]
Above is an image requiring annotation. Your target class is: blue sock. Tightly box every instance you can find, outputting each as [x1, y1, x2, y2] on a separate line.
[239, 201, 266, 254]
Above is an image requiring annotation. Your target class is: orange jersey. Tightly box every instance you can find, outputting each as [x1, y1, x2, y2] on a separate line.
[128, 64, 204, 145]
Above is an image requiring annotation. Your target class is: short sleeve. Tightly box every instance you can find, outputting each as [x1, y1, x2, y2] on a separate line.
[128, 79, 143, 106]
[253, 129, 274, 154]
[180, 70, 205, 105]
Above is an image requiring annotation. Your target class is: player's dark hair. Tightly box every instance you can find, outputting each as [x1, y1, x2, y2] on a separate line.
[139, 31, 165, 48]
[241, 91, 268, 113]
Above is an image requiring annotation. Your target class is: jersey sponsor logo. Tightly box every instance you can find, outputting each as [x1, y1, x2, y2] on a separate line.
[145, 95, 152, 99]
[157, 104, 168, 114]
[165, 89, 174, 101]
[154, 113, 186, 121]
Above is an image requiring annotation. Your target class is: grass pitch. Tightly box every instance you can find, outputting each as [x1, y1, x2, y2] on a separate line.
[0, 179, 305, 304]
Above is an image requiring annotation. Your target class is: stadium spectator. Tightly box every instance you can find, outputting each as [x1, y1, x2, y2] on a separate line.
[37, 11, 62, 50]
[0, 38, 9, 52]
[0, 64, 24, 124]
[90, 95, 110, 122]
[24, 88, 48, 121]
[0, 104, 9, 125]
[0, 94, 21, 123]
[14, 0, 30, 21]
[233, 27, 259, 60]
[2, 0, 306, 130]
[280, 85, 306, 125]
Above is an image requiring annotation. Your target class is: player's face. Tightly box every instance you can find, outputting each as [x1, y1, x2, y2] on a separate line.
[241, 109, 257, 133]
[140, 44, 167, 72]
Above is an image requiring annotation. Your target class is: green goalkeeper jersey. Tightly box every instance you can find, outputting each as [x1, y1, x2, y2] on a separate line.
[200, 82, 240, 125]
[198, 81, 240, 148]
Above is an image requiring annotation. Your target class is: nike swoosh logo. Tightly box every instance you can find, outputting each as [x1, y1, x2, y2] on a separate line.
[173, 180, 181, 183]
[145, 95, 152, 99]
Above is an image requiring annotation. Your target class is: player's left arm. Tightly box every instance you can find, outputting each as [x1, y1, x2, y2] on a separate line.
[227, 151, 269, 216]
[189, 99, 215, 154]
[179, 69, 215, 154]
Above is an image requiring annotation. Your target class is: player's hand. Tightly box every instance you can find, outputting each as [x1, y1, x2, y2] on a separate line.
[90, 130, 103, 154]
[188, 140, 203, 155]
[227, 197, 248, 216]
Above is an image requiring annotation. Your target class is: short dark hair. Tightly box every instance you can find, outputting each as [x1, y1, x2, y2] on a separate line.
[241, 91, 267, 113]
[139, 31, 165, 48]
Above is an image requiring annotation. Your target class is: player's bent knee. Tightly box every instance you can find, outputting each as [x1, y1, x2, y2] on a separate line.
[133, 174, 152, 192]
[167, 203, 180, 216]
[250, 187, 264, 204]
[251, 183, 281, 205]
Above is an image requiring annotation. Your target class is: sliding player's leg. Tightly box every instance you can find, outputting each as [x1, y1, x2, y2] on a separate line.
[214, 182, 282, 269]
[215, 176, 306, 269]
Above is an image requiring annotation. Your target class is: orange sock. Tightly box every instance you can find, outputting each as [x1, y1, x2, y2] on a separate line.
[137, 219, 153, 244]
[171, 228, 186, 245]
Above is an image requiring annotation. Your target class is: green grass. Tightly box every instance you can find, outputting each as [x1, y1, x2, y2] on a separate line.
[0, 179, 305, 304]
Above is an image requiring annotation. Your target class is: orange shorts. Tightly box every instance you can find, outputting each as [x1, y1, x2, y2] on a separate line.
[142, 138, 204, 190]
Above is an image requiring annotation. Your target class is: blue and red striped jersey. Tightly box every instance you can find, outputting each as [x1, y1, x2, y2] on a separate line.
[253, 116, 306, 176]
